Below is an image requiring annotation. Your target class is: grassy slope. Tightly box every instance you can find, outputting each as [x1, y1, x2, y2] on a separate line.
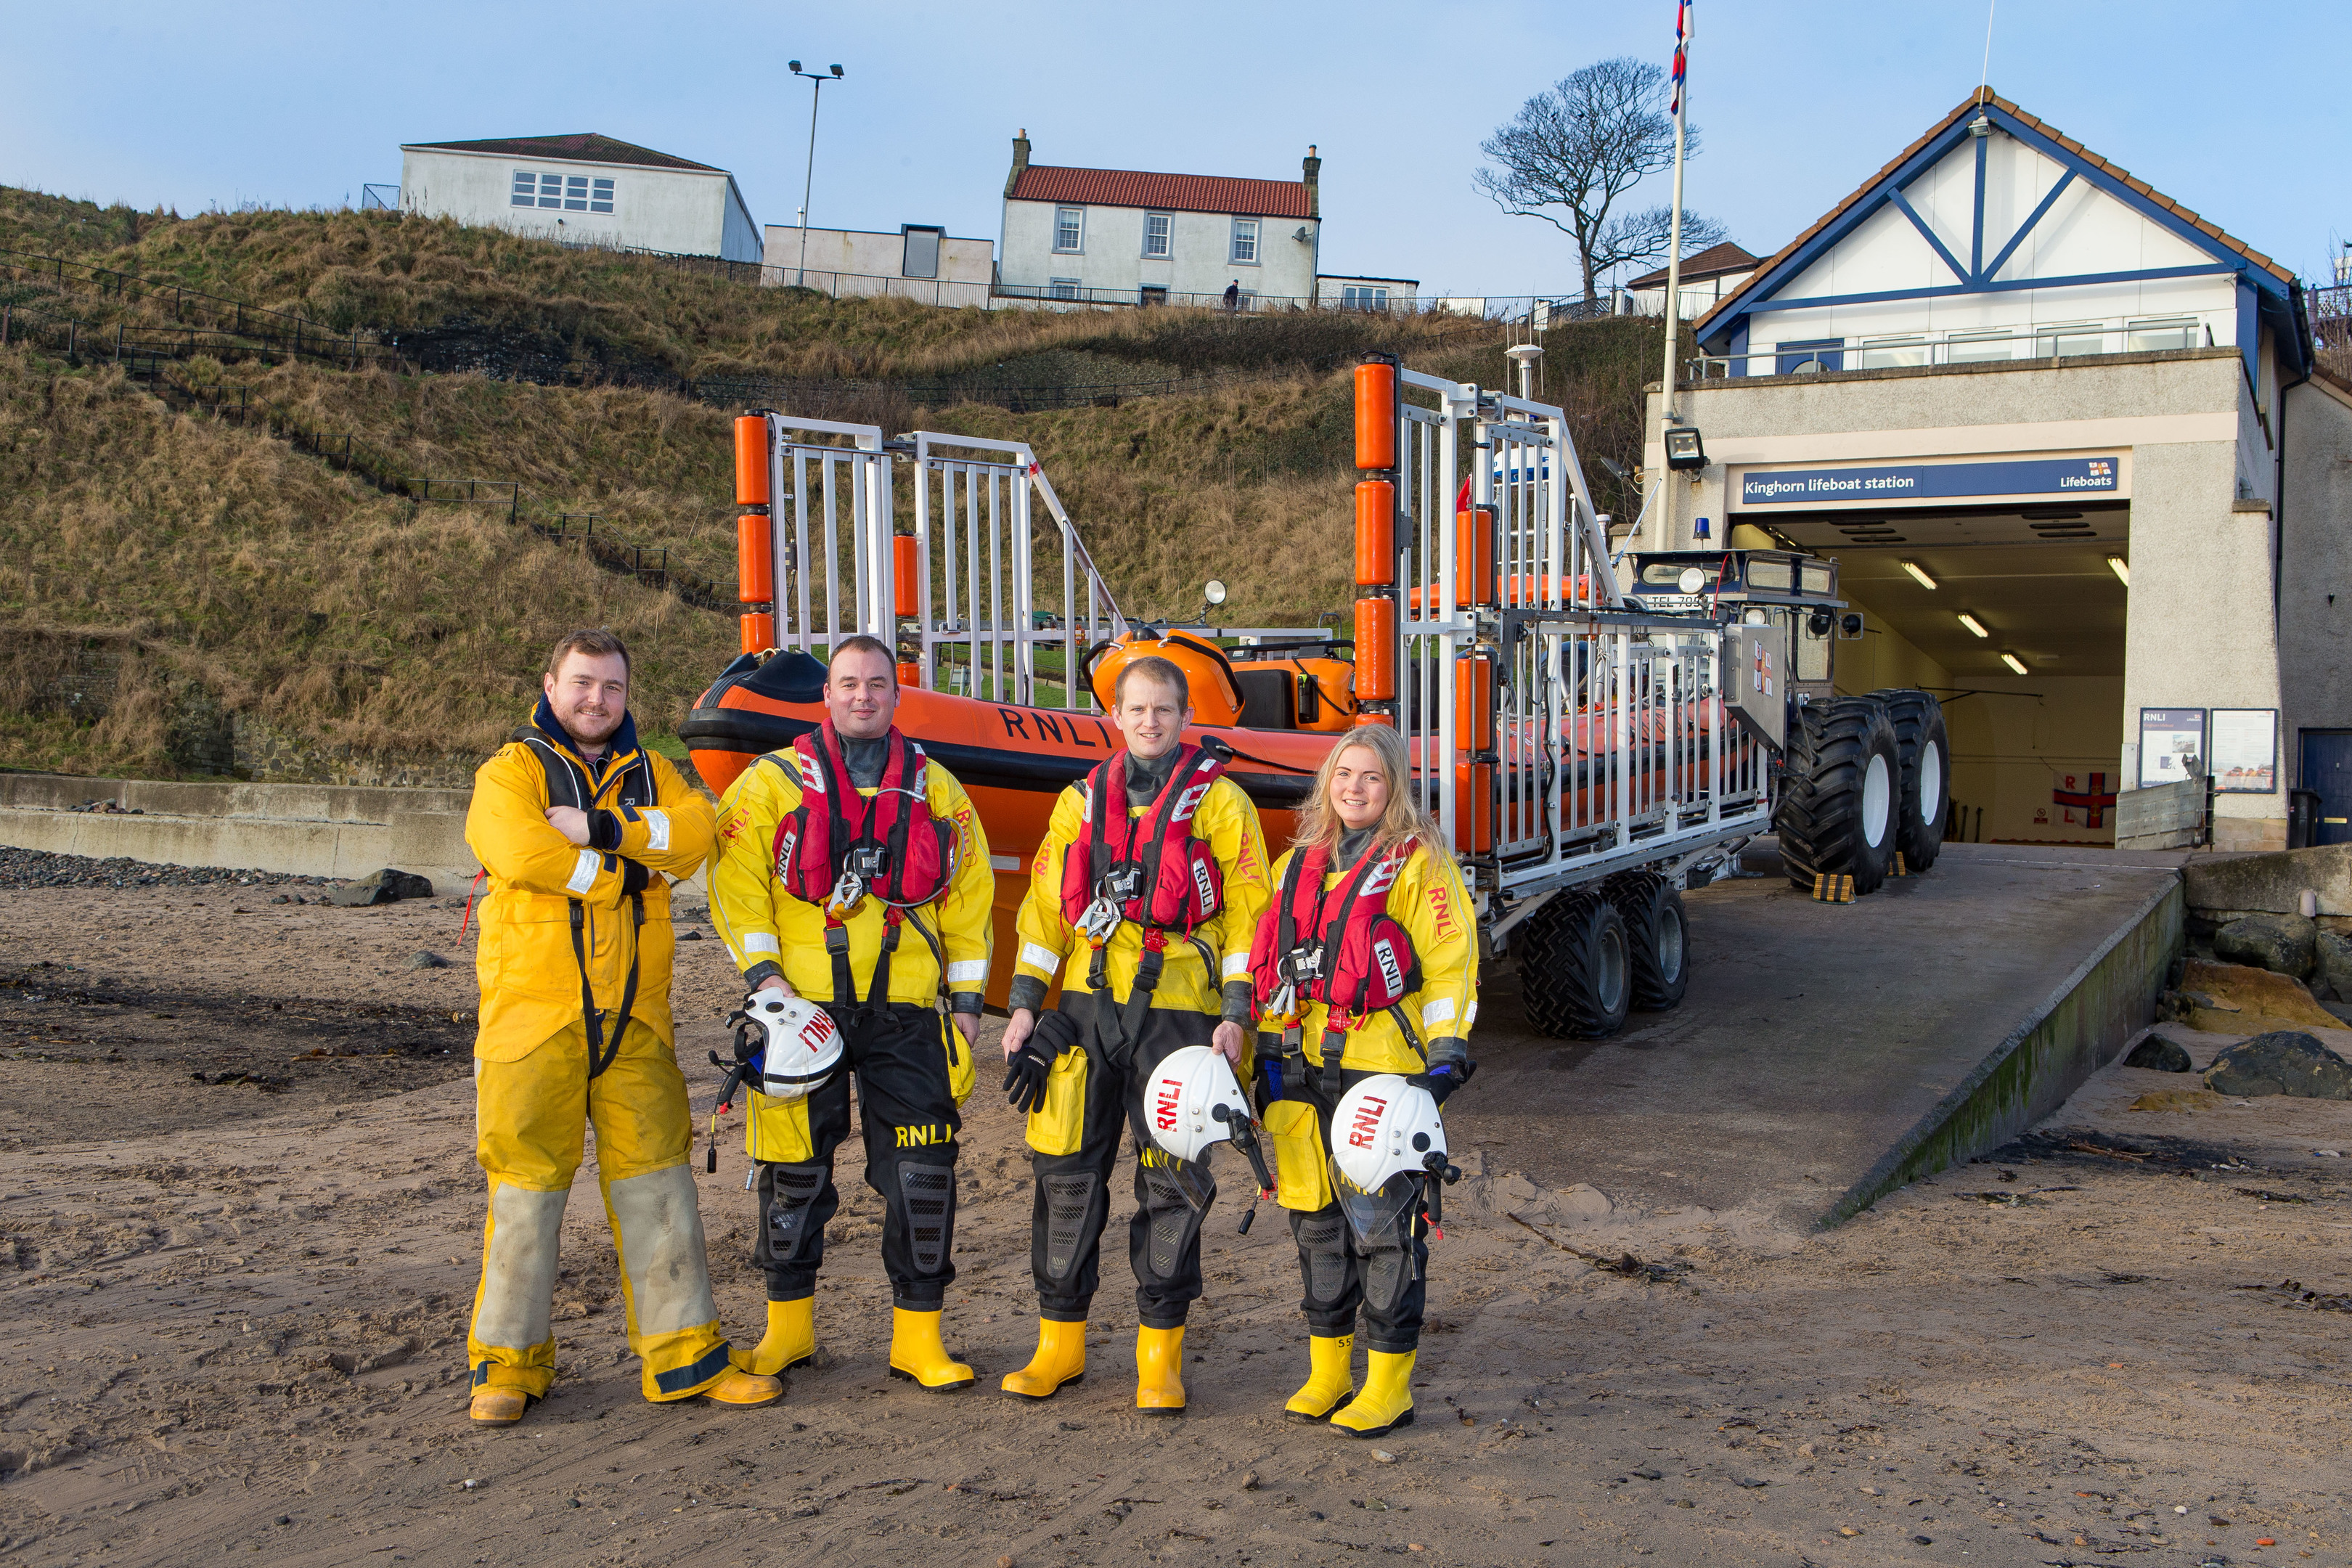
[0, 185, 1660, 777]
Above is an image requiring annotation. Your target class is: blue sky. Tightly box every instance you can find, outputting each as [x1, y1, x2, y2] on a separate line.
[7, 1, 2345, 292]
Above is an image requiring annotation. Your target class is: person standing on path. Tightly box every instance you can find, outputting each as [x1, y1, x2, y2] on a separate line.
[709, 634, 995, 1392]
[464, 628, 780, 1426]
[1250, 722, 1477, 1439]
[996, 655, 1271, 1413]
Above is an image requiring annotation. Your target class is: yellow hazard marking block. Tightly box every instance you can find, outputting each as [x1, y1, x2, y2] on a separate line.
[1887, 852, 1909, 878]
[1811, 873, 1854, 903]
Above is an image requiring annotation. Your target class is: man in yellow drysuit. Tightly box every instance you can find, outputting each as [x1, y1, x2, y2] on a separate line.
[710, 634, 995, 1392]
[464, 628, 780, 1426]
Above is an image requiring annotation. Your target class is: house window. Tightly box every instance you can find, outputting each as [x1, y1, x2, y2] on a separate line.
[1143, 213, 1171, 258]
[1946, 330, 2015, 364]
[1858, 335, 1928, 369]
[1050, 277, 1081, 301]
[1139, 285, 1168, 308]
[1341, 285, 1389, 311]
[1054, 207, 1084, 253]
[902, 226, 943, 279]
[2128, 316, 2200, 352]
[1230, 218, 1259, 265]
[511, 171, 537, 208]
[590, 177, 614, 214]
[1775, 338, 1843, 375]
[563, 175, 590, 211]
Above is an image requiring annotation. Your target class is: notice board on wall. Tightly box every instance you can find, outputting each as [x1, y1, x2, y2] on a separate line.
[2209, 709, 2278, 794]
[2138, 708, 2205, 789]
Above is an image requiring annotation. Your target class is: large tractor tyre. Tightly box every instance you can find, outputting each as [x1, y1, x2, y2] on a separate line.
[1869, 687, 1951, 874]
[1606, 872, 1690, 1012]
[1517, 892, 1633, 1040]
[1775, 697, 1900, 897]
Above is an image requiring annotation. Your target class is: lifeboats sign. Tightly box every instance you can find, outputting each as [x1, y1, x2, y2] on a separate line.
[1738, 456, 2121, 507]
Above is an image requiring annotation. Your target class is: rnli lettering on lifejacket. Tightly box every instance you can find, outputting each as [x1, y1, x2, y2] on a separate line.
[1153, 1076, 1182, 1132]
[1373, 934, 1405, 1001]
[1347, 1094, 1389, 1149]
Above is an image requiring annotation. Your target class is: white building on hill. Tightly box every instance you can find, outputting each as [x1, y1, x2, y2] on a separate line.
[397, 133, 761, 263]
[997, 134, 1323, 308]
[761, 223, 995, 306]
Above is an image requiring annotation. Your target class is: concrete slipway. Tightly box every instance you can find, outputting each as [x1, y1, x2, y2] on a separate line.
[0, 772, 2189, 1225]
[1461, 840, 2188, 1228]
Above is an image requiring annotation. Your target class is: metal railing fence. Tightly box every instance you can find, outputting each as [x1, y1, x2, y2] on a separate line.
[1690, 316, 2219, 379]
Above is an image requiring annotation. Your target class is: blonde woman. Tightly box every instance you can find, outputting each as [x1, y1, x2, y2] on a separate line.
[1249, 724, 1477, 1439]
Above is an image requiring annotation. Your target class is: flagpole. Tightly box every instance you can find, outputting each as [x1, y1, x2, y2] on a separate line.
[1653, 0, 1691, 547]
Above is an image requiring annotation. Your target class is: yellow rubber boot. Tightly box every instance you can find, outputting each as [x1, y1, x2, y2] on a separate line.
[1284, 1333, 1355, 1422]
[738, 1298, 816, 1376]
[886, 1307, 974, 1392]
[1135, 1325, 1185, 1416]
[468, 1388, 531, 1427]
[1000, 1318, 1087, 1400]
[1330, 1349, 1414, 1438]
[698, 1368, 783, 1408]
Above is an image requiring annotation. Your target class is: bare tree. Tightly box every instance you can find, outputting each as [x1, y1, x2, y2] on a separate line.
[1475, 57, 1729, 305]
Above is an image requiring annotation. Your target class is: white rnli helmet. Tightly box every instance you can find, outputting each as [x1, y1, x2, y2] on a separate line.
[1143, 1045, 1252, 1164]
[740, 992, 843, 1101]
[1329, 1074, 1447, 1192]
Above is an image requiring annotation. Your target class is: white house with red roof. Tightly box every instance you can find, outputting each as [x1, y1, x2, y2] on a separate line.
[997, 134, 1331, 309]
[397, 133, 761, 263]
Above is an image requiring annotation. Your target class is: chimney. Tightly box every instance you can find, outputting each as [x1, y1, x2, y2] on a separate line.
[1302, 144, 1320, 219]
[1005, 129, 1031, 199]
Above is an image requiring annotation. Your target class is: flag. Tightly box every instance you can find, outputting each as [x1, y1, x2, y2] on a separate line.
[1670, 0, 1689, 115]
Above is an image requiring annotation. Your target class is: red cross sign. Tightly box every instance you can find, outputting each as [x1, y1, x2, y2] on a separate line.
[2051, 772, 2116, 828]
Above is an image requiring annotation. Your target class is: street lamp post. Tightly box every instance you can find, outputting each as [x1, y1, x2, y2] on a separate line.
[788, 60, 844, 288]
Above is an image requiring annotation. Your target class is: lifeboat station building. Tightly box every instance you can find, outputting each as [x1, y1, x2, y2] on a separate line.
[1646, 91, 2352, 851]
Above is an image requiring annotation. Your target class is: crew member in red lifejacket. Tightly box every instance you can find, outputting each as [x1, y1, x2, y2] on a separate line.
[710, 634, 995, 1393]
[1249, 722, 1477, 1439]
[997, 655, 1271, 1412]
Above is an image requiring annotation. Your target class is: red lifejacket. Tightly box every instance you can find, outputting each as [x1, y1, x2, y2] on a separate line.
[1058, 740, 1228, 937]
[1249, 839, 1423, 1051]
[767, 724, 955, 1009]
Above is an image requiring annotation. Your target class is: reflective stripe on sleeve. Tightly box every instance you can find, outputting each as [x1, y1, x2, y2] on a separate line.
[566, 849, 600, 895]
[945, 960, 988, 984]
[1018, 941, 1063, 973]
[1222, 951, 1251, 979]
[743, 933, 781, 955]
[642, 808, 671, 852]
[1421, 997, 1458, 1027]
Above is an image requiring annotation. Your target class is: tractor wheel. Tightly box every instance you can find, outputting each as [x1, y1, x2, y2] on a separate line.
[1606, 872, 1690, 1011]
[1775, 697, 1900, 897]
[1869, 688, 1950, 874]
[1517, 892, 1632, 1040]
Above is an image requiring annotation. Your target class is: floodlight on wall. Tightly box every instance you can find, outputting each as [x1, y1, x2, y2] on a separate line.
[1662, 425, 1707, 471]
[2000, 651, 2028, 675]
[1958, 612, 1988, 638]
[2106, 555, 2130, 586]
[1900, 560, 1937, 589]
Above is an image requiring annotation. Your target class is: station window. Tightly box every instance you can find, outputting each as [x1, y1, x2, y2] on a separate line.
[2038, 322, 2107, 357]
[1054, 207, 1084, 253]
[1859, 335, 1928, 369]
[1143, 212, 1171, 257]
[1946, 329, 2015, 364]
[512, 171, 613, 215]
[2127, 316, 2201, 352]
[1230, 217, 1259, 265]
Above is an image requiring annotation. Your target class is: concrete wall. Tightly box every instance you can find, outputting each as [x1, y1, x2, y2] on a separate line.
[999, 200, 1318, 301]
[399, 147, 738, 258]
[2278, 373, 2352, 788]
[762, 224, 994, 306]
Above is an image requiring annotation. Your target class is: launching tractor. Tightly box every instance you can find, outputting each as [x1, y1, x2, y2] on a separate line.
[682, 360, 1948, 1040]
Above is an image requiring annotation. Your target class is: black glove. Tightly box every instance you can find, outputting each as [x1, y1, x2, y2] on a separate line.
[1410, 1040, 1474, 1108]
[1408, 1069, 1461, 1108]
[1003, 1040, 1052, 1114]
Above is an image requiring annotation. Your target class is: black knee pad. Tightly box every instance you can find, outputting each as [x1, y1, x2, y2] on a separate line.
[1042, 1172, 1096, 1283]
[1138, 1163, 1206, 1281]
[1294, 1211, 1349, 1308]
[764, 1163, 827, 1263]
[897, 1161, 955, 1276]
[1362, 1238, 1413, 1318]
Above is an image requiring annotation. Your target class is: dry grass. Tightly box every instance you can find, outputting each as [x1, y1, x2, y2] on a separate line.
[0, 345, 737, 777]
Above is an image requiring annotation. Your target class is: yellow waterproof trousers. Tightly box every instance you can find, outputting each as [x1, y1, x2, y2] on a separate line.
[468, 1018, 732, 1402]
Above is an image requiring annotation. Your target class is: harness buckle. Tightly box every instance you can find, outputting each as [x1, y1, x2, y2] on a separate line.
[1286, 942, 1326, 984]
[827, 869, 866, 915]
[1077, 894, 1121, 946]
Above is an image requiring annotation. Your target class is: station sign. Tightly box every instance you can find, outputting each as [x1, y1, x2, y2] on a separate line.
[1736, 455, 2123, 508]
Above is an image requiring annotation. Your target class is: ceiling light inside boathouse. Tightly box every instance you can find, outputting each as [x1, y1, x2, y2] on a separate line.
[1958, 613, 1988, 638]
[1900, 560, 1937, 589]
